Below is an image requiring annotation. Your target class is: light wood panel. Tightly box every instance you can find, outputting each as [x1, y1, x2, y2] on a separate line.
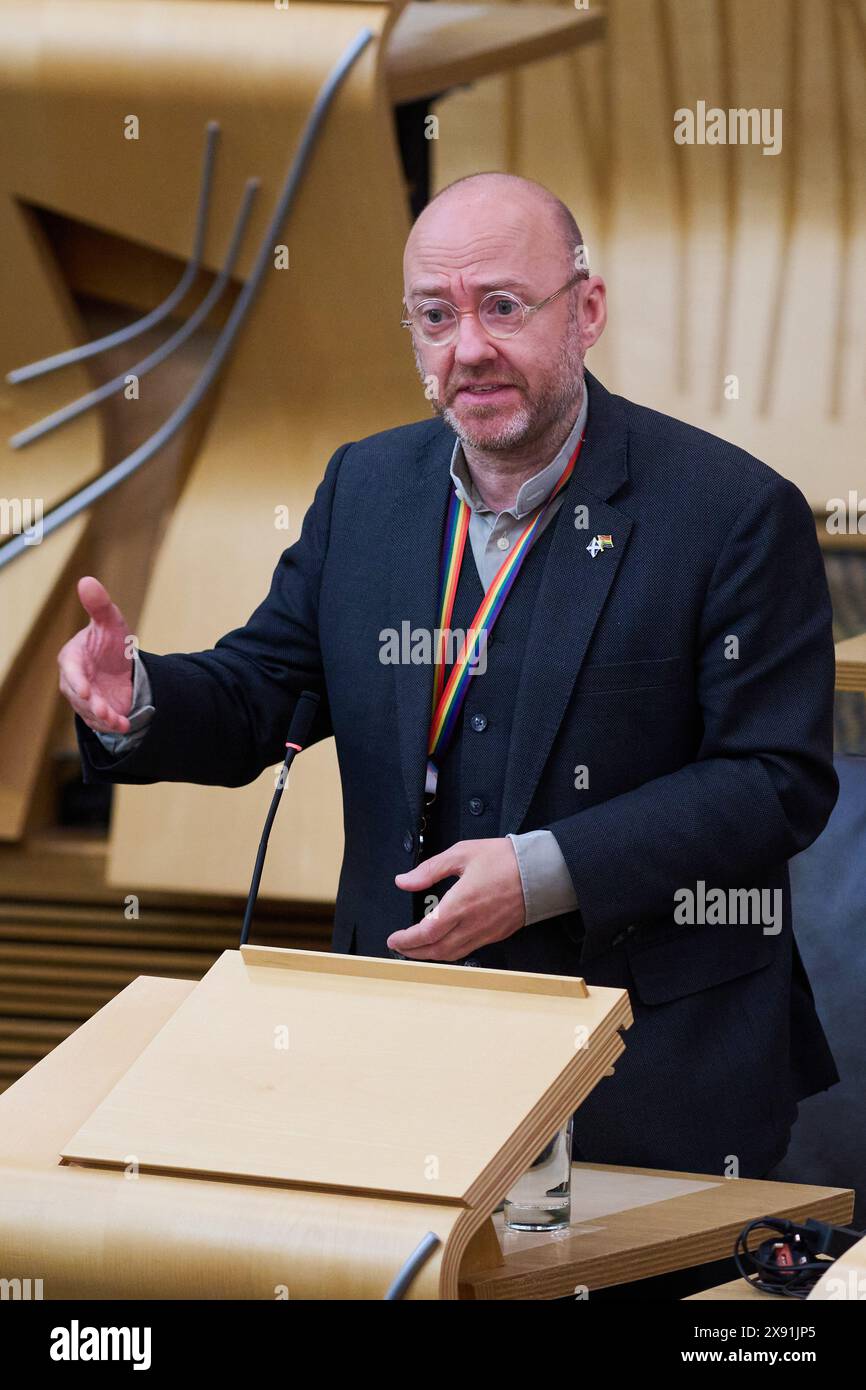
[2, 958, 623, 1299]
[0, 974, 462, 1298]
[0, 0, 607, 886]
[809, 1231, 866, 1299]
[462, 1163, 855, 1299]
[0, 829, 330, 1092]
[434, 0, 866, 507]
[835, 632, 866, 692]
[0, 968, 850, 1299]
[685, 1276, 787, 1300]
[1, 0, 414, 886]
[0, 545, 89, 839]
[386, 2, 603, 103]
[62, 946, 632, 1207]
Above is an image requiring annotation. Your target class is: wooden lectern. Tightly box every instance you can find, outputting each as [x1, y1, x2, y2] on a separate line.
[0, 945, 632, 1299]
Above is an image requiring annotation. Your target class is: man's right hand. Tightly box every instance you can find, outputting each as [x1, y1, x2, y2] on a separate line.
[57, 577, 137, 735]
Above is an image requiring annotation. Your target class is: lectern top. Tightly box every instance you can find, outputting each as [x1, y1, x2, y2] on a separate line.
[62, 946, 631, 1206]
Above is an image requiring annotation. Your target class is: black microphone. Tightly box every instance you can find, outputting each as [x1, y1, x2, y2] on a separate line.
[239, 690, 320, 947]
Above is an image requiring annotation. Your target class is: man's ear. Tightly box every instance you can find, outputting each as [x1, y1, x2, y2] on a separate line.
[580, 276, 607, 350]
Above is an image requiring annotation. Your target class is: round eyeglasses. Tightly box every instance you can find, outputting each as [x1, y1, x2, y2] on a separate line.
[401, 270, 587, 346]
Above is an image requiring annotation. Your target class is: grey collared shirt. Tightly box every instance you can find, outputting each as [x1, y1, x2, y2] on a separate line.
[94, 389, 588, 928]
[96, 650, 155, 754]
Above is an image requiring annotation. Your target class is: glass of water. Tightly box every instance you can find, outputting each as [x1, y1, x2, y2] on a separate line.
[503, 1117, 574, 1231]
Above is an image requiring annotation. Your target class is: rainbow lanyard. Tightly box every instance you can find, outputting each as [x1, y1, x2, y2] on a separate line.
[425, 431, 585, 797]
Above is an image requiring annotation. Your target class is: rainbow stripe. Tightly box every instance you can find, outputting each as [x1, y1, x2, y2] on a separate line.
[431, 489, 470, 711]
[426, 432, 585, 792]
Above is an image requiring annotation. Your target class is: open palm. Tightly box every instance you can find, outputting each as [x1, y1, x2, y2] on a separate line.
[57, 576, 136, 734]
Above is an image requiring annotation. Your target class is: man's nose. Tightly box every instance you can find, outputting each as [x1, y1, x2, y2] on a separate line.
[452, 312, 498, 367]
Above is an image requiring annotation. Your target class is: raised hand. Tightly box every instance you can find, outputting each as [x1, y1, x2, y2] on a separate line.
[57, 576, 137, 735]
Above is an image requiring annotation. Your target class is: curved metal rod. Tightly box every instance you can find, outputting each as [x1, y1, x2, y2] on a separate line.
[9, 178, 260, 449]
[0, 26, 375, 573]
[383, 1232, 442, 1300]
[6, 121, 220, 384]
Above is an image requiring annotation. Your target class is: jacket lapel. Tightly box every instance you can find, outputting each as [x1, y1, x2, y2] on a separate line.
[498, 370, 633, 834]
[388, 422, 456, 826]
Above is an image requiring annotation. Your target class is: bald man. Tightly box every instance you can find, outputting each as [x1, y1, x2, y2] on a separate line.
[61, 173, 839, 1178]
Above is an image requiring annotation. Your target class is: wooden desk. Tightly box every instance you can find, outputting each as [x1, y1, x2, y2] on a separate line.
[686, 1278, 787, 1301]
[0, 971, 853, 1299]
[462, 1165, 852, 1299]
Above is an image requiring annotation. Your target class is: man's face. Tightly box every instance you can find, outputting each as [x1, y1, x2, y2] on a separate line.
[402, 189, 601, 452]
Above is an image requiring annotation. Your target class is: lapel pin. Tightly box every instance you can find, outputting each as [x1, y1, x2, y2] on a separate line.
[586, 534, 613, 557]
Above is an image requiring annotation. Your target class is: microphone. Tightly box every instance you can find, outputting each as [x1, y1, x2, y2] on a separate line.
[239, 690, 320, 947]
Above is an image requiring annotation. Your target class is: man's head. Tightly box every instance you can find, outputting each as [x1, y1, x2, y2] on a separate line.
[402, 172, 606, 455]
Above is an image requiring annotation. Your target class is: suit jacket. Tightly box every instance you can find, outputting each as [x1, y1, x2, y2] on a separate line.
[76, 369, 841, 1177]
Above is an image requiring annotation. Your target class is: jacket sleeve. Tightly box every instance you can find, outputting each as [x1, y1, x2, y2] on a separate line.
[546, 473, 839, 962]
[75, 441, 352, 789]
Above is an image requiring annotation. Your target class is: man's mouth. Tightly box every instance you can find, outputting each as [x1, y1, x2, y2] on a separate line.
[453, 383, 518, 402]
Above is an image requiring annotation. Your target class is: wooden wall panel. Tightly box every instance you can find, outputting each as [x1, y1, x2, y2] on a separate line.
[433, 0, 866, 507]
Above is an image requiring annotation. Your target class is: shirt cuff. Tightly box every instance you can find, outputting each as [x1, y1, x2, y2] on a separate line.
[92, 652, 155, 755]
[508, 828, 579, 925]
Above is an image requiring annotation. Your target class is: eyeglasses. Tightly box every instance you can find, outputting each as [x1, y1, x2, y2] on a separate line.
[400, 269, 588, 346]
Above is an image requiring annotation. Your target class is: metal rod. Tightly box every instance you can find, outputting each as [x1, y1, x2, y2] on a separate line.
[6, 121, 220, 384]
[9, 177, 260, 449]
[0, 27, 376, 572]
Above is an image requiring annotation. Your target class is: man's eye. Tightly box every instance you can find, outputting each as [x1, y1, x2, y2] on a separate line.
[492, 298, 516, 316]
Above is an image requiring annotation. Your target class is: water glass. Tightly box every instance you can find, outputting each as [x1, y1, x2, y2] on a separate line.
[503, 1117, 574, 1231]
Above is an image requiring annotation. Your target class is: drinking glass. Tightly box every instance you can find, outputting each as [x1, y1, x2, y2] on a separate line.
[503, 1117, 574, 1231]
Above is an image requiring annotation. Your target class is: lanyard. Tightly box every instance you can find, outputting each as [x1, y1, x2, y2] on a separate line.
[425, 431, 585, 798]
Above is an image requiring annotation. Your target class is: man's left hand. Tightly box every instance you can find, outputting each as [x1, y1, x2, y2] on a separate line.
[390, 837, 525, 960]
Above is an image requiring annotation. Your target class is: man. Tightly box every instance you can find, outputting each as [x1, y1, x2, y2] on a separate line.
[59, 172, 840, 1179]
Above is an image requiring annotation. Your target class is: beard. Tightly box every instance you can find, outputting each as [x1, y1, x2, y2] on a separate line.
[413, 314, 585, 453]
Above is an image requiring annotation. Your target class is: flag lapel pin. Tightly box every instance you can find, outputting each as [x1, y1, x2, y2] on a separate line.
[586, 534, 614, 557]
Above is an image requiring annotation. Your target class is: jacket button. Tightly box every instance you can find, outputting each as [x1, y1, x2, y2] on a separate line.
[402, 831, 415, 853]
[468, 797, 485, 816]
[470, 713, 488, 732]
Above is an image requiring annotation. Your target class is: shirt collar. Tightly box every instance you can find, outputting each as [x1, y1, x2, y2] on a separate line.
[448, 383, 589, 520]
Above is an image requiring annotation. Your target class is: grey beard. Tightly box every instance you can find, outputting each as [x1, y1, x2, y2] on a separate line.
[412, 332, 585, 454]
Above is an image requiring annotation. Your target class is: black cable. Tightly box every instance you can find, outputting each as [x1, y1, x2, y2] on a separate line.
[239, 692, 320, 947]
[733, 1216, 865, 1299]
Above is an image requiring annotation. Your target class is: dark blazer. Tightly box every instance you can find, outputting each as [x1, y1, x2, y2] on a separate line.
[76, 369, 841, 1177]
